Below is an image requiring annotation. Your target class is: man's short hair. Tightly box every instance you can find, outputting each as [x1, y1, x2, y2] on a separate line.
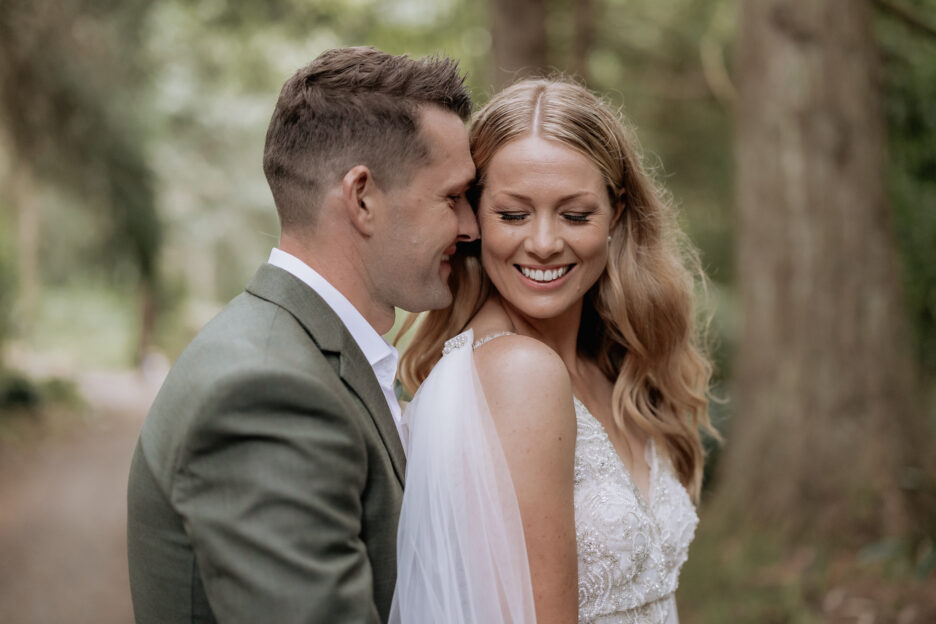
[262, 47, 472, 231]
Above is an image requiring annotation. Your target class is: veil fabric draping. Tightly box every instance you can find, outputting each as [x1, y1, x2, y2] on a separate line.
[389, 329, 537, 624]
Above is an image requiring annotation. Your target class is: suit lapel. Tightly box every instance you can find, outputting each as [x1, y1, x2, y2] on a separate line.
[246, 264, 406, 486]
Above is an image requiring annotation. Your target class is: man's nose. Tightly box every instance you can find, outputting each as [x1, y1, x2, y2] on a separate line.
[454, 196, 479, 242]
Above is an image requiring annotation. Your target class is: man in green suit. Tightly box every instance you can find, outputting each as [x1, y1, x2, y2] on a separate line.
[126, 47, 478, 623]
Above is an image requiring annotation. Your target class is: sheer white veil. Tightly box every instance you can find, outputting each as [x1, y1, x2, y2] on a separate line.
[389, 329, 536, 624]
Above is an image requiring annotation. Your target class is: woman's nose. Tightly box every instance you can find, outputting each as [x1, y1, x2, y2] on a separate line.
[524, 217, 564, 258]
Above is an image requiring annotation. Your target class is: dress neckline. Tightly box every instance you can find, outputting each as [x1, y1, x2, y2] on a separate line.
[573, 396, 656, 509]
[442, 329, 517, 356]
[472, 331, 515, 350]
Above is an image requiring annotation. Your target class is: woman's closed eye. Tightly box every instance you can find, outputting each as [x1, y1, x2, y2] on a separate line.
[563, 212, 594, 223]
[496, 211, 527, 222]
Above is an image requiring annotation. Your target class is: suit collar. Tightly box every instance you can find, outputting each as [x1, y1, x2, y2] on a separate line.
[246, 263, 406, 484]
[266, 248, 397, 371]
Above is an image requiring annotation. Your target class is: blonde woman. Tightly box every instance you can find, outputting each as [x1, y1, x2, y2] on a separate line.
[390, 78, 717, 624]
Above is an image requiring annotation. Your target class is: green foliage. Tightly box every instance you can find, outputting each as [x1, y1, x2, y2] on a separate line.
[30, 282, 141, 368]
[0, 0, 161, 290]
[0, 370, 42, 410]
[104, 137, 161, 281]
[0, 369, 80, 414]
[877, 2, 936, 378]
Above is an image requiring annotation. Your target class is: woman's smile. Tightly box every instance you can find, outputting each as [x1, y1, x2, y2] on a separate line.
[516, 263, 576, 287]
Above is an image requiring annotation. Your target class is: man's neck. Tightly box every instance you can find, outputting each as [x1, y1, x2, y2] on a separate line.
[277, 236, 395, 335]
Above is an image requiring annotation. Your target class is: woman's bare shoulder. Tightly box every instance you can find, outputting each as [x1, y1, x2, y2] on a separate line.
[466, 297, 574, 433]
[473, 334, 574, 436]
[473, 333, 565, 378]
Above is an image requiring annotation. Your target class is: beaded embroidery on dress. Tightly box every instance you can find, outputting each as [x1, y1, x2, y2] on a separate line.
[574, 397, 698, 624]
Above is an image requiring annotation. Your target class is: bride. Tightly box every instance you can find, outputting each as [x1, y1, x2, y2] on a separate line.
[390, 78, 717, 624]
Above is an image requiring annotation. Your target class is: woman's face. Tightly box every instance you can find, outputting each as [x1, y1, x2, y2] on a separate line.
[478, 135, 617, 322]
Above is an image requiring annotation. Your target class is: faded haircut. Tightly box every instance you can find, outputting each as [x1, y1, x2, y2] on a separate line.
[262, 46, 472, 231]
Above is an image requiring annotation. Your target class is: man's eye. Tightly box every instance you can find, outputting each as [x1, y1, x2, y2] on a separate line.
[447, 195, 461, 207]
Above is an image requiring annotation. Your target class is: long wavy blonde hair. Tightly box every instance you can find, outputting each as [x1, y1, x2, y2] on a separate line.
[397, 78, 717, 501]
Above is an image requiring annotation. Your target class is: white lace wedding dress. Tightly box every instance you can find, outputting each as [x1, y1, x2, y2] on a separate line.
[390, 330, 697, 624]
[573, 394, 697, 623]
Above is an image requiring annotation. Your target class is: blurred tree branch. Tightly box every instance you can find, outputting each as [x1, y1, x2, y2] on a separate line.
[874, 0, 936, 40]
[699, 33, 736, 107]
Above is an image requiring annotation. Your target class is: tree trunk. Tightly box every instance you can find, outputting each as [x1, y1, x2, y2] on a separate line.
[136, 278, 156, 366]
[572, 0, 593, 83]
[720, 0, 930, 542]
[12, 159, 40, 333]
[489, 0, 549, 89]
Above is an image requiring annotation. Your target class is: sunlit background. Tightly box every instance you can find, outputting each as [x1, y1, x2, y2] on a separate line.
[1, 0, 934, 622]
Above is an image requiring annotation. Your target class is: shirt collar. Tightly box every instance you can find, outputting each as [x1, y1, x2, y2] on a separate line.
[267, 248, 398, 372]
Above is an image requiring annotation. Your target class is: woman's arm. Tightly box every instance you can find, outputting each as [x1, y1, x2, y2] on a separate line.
[475, 336, 579, 624]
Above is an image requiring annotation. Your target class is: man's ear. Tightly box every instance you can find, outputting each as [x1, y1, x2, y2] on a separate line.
[341, 165, 382, 236]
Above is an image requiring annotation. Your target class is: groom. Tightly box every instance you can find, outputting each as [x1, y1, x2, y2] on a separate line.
[127, 47, 477, 623]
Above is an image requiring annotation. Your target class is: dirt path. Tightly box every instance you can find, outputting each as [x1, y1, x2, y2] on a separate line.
[0, 369, 163, 624]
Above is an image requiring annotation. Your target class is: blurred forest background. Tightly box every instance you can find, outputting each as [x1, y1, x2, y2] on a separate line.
[1, 0, 934, 622]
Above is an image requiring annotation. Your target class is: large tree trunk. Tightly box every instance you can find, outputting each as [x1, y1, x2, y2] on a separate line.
[489, 0, 549, 89]
[720, 0, 930, 542]
[572, 0, 593, 83]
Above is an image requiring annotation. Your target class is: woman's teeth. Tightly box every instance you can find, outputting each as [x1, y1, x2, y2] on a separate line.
[520, 266, 568, 282]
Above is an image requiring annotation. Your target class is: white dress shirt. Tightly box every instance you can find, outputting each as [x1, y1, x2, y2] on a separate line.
[267, 248, 405, 453]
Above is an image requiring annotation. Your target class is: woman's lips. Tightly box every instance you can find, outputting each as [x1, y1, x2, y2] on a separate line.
[515, 263, 576, 287]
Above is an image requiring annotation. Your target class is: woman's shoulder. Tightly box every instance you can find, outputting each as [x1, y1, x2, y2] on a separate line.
[472, 331, 565, 378]
[472, 332, 574, 432]
[467, 303, 566, 381]
[464, 297, 574, 426]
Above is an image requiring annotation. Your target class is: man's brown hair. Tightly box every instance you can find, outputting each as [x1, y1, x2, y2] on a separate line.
[262, 46, 472, 231]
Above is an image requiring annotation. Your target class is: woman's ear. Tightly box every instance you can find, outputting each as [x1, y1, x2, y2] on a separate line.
[342, 165, 381, 236]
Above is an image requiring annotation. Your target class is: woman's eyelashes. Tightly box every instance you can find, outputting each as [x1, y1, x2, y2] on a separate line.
[563, 212, 594, 223]
[493, 210, 596, 223]
[496, 211, 527, 222]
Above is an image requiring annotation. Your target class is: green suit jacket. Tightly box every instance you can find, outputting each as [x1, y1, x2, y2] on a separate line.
[127, 264, 406, 623]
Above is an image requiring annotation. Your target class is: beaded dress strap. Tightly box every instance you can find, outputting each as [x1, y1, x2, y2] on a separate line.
[472, 331, 515, 350]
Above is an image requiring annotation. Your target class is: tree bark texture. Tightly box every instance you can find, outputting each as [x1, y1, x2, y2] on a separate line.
[722, 0, 930, 541]
[572, 0, 593, 83]
[489, 0, 549, 89]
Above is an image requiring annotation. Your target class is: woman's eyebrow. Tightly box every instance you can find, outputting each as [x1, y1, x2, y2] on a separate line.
[492, 190, 598, 204]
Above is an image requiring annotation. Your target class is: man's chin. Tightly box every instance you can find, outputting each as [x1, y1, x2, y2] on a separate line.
[398, 288, 454, 313]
